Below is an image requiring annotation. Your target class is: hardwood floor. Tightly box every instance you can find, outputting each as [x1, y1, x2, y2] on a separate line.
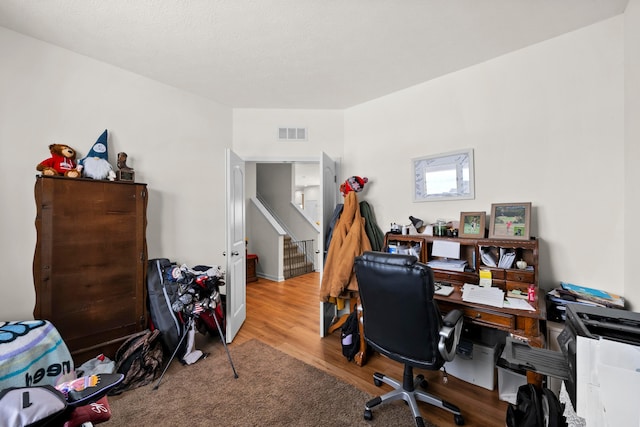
[230, 272, 510, 426]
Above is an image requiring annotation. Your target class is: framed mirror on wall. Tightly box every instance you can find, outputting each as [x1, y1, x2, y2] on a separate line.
[413, 148, 475, 202]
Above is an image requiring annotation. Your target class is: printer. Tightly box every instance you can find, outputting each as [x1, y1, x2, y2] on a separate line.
[501, 303, 640, 426]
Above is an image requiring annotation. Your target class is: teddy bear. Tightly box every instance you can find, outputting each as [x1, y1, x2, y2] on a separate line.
[36, 144, 81, 178]
[339, 176, 369, 197]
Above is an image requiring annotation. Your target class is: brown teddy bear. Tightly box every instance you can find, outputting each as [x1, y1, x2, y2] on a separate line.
[36, 144, 81, 178]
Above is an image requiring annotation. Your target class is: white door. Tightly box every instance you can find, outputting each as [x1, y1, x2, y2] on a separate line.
[225, 149, 246, 343]
[319, 152, 338, 337]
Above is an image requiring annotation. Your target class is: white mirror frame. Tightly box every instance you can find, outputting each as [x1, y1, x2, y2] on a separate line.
[413, 148, 475, 202]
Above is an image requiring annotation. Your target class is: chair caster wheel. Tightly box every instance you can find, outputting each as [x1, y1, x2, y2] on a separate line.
[373, 378, 382, 387]
[454, 414, 465, 425]
[364, 409, 373, 421]
[417, 374, 428, 389]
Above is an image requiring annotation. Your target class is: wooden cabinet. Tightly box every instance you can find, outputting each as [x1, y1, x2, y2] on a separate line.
[33, 176, 148, 363]
[383, 233, 544, 346]
[246, 254, 258, 283]
[384, 233, 539, 293]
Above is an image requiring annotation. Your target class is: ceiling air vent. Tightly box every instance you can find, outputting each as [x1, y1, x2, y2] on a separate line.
[278, 127, 307, 141]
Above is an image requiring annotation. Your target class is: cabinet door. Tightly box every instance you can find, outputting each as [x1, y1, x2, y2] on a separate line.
[34, 177, 147, 359]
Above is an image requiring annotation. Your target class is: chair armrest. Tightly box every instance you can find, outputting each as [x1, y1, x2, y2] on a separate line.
[438, 309, 464, 362]
[442, 309, 463, 328]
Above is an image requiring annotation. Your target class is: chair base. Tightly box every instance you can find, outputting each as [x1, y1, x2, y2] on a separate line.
[364, 365, 464, 426]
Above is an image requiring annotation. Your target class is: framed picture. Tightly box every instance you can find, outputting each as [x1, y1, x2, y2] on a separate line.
[458, 211, 486, 238]
[413, 148, 475, 202]
[489, 202, 532, 240]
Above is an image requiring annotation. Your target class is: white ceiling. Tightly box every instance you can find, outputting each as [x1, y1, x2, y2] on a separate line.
[0, 0, 629, 109]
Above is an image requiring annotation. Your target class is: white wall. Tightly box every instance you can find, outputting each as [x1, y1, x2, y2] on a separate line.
[3, 10, 637, 318]
[344, 17, 626, 298]
[0, 27, 232, 320]
[301, 186, 320, 223]
[625, 0, 640, 310]
[232, 109, 344, 160]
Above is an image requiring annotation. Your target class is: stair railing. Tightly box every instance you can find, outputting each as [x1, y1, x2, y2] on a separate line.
[284, 238, 315, 278]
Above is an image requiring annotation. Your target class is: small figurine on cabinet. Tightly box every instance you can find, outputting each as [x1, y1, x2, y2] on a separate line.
[116, 152, 135, 182]
[36, 144, 81, 178]
[78, 129, 116, 181]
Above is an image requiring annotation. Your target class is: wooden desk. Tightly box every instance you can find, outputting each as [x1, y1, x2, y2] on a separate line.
[352, 286, 546, 363]
[382, 233, 545, 346]
[353, 285, 546, 384]
[361, 233, 546, 385]
[434, 284, 545, 348]
[435, 286, 546, 385]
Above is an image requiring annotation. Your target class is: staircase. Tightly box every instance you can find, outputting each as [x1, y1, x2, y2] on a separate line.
[283, 235, 314, 279]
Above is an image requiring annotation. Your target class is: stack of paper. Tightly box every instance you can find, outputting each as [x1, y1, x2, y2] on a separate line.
[480, 246, 498, 267]
[427, 259, 468, 272]
[434, 283, 454, 296]
[504, 298, 536, 311]
[560, 282, 625, 308]
[498, 249, 516, 268]
[462, 284, 505, 308]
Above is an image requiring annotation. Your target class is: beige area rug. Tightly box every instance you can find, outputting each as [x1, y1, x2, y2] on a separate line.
[108, 338, 438, 426]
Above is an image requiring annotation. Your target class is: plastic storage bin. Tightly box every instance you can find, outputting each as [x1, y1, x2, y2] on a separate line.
[497, 342, 528, 404]
[446, 339, 499, 390]
[497, 365, 527, 404]
[446, 325, 508, 390]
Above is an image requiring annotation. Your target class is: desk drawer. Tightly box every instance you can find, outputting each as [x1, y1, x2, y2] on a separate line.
[462, 307, 516, 330]
[437, 301, 516, 331]
[433, 270, 478, 285]
[506, 280, 529, 294]
[506, 270, 534, 283]
[485, 268, 506, 280]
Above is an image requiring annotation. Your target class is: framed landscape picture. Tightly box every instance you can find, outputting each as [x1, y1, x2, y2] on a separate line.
[489, 202, 531, 240]
[458, 211, 486, 238]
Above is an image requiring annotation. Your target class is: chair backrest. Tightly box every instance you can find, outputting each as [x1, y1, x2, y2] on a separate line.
[354, 251, 445, 370]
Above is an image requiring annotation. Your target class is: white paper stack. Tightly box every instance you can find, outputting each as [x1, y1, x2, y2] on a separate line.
[504, 298, 536, 311]
[427, 259, 468, 272]
[498, 249, 516, 268]
[462, 283, 505, 308]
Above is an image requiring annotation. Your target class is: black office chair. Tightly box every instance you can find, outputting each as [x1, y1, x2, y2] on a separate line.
[354, 251, 465, 427]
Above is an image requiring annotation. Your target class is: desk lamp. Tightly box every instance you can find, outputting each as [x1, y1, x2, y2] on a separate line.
[409, 216, 425, 233]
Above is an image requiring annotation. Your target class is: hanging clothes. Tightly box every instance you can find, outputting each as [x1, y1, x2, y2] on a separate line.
[320, 192, 372, 303]
[323, 203, 344, 262]
[359, 201, 385, 252]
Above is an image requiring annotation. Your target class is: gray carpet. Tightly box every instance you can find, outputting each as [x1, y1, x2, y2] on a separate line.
[108, 338, 438, 426]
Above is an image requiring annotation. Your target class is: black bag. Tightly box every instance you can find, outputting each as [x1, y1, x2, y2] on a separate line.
[109, 329, 164, 395]
[0, 385, 68, 427]
[341, 310, 360, 361]
[506, 384, 567, 427]
[147, 258, 184, 355]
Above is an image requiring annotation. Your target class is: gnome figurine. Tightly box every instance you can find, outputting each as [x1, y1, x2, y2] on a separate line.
[78, 130, 116, 181]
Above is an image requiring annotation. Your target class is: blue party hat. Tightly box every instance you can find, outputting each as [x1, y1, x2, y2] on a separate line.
[80, 130, 109, 165]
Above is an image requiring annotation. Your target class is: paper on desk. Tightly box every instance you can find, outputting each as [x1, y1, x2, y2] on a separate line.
[431, 240, 460, 259]
[434, 284, 454, 296]
[504, 297, 536, 311]
[462, 284, 504, 308]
